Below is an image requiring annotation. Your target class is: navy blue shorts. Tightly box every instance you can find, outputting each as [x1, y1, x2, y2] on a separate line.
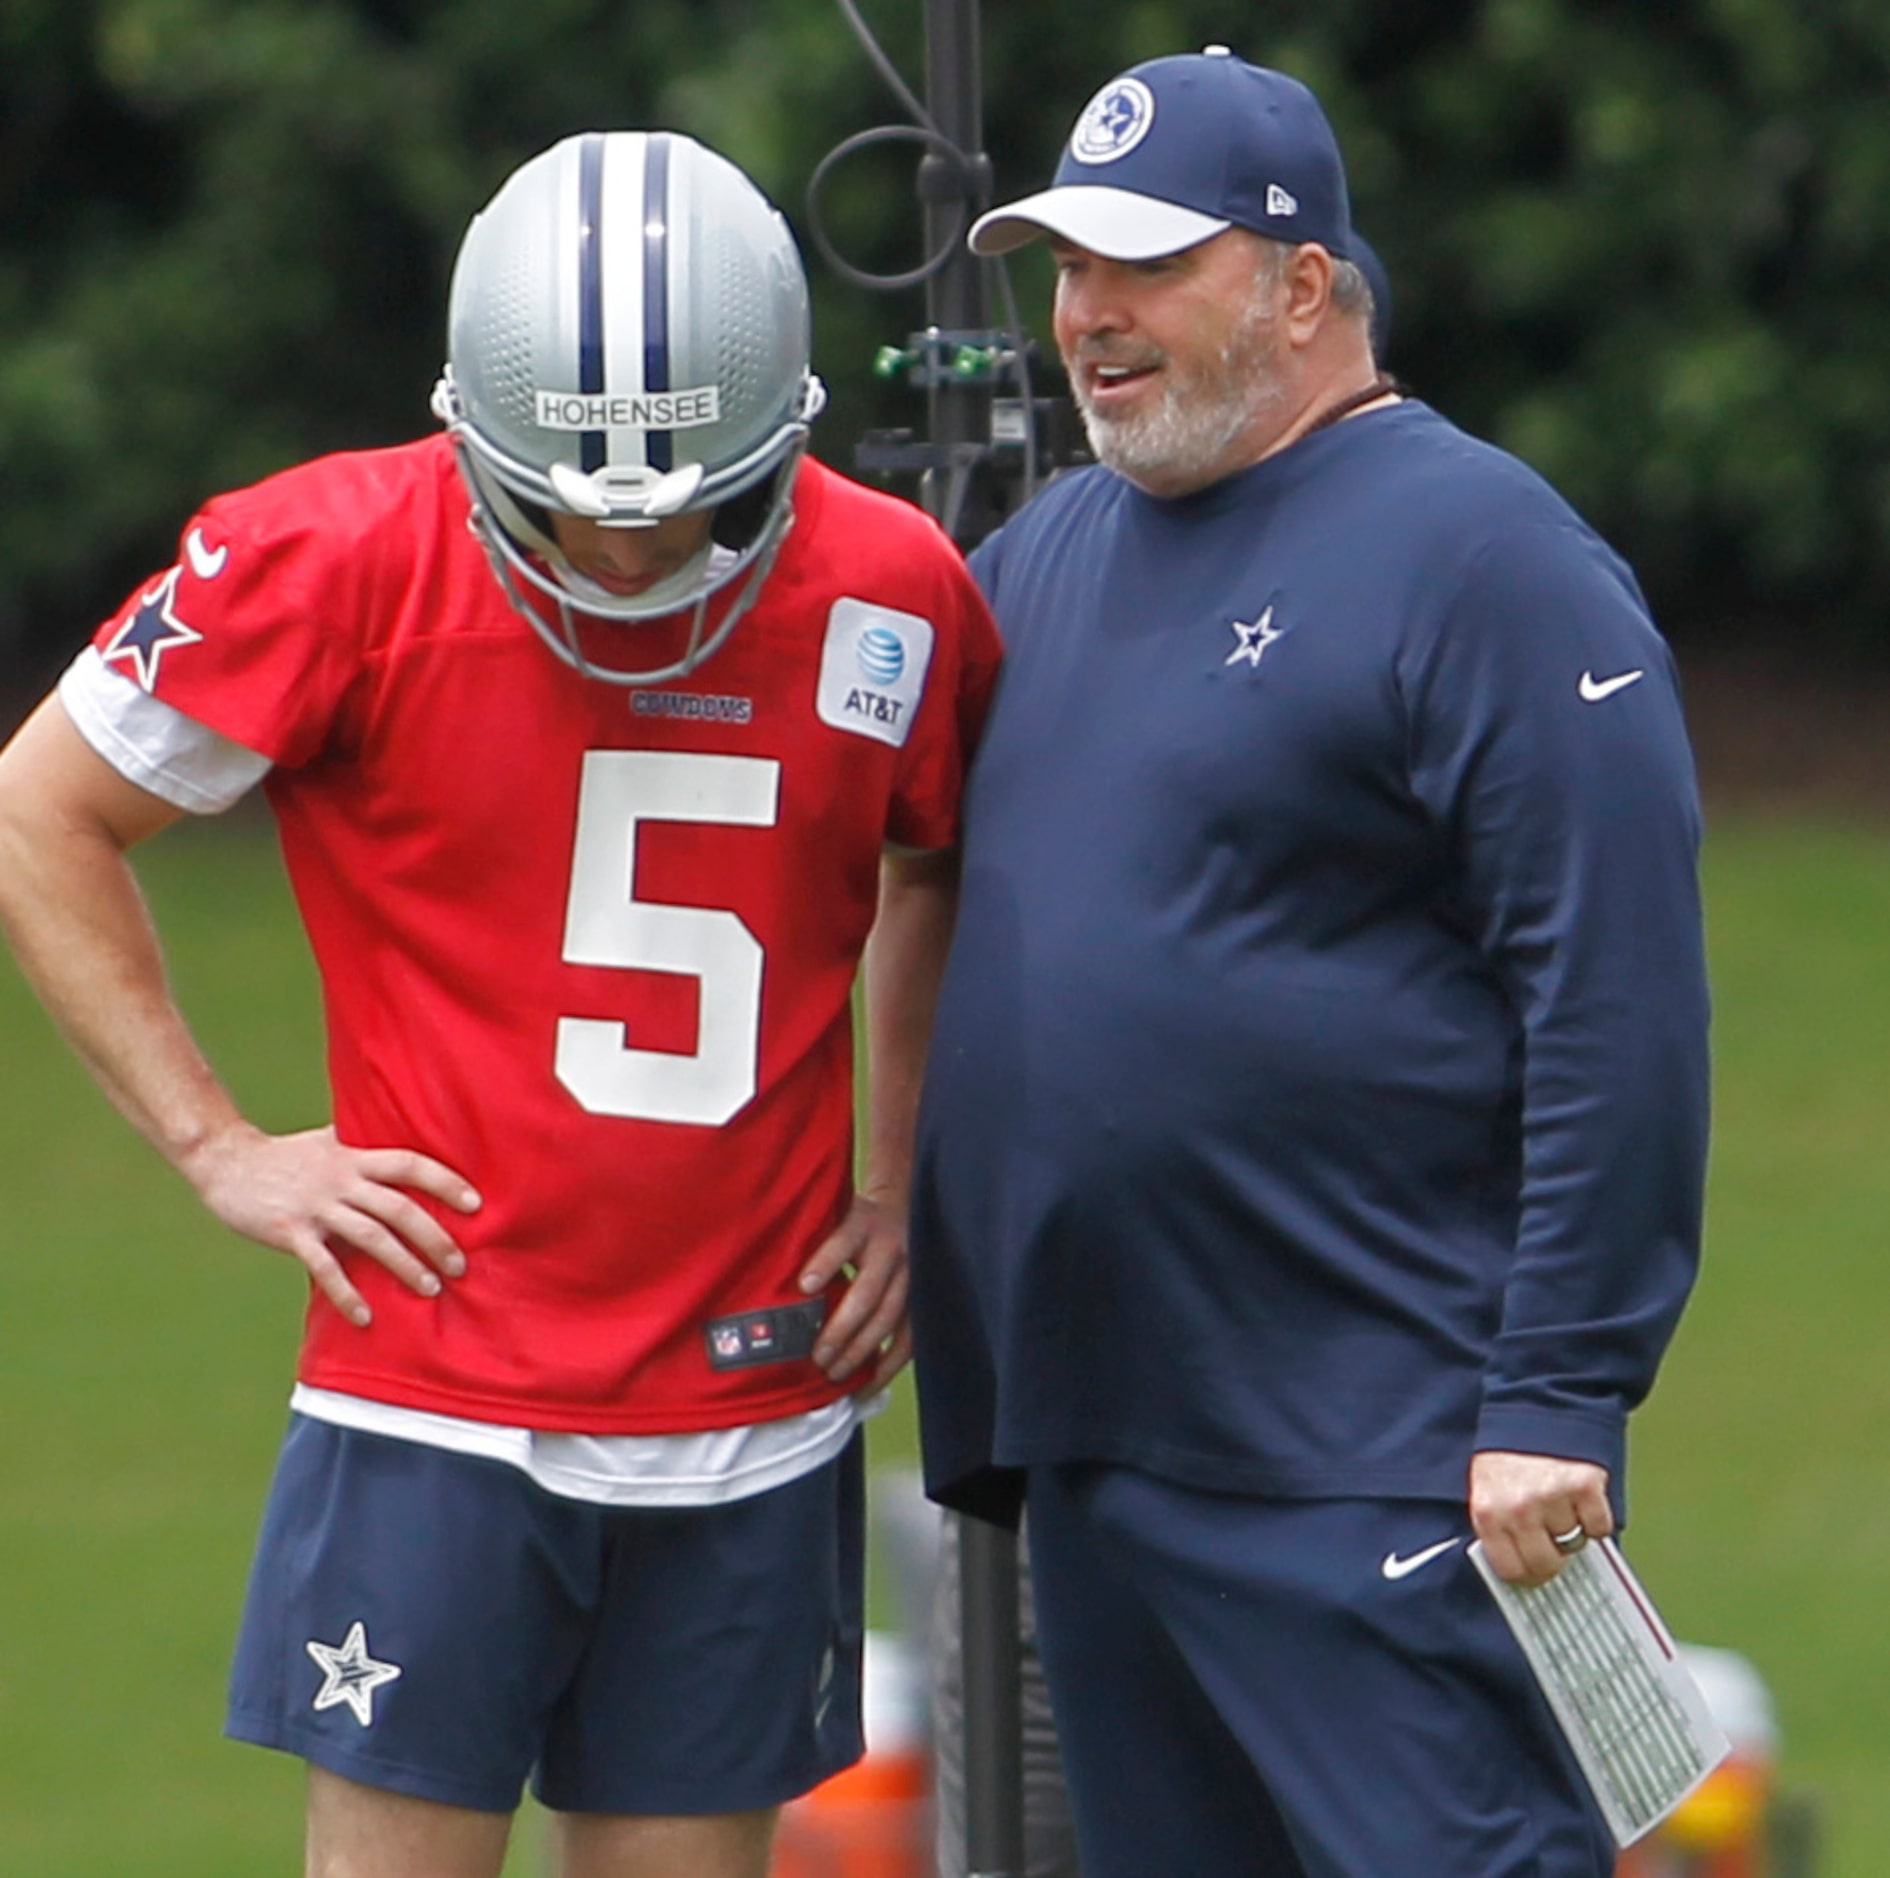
[226, 1416, 864, 1815]
[1025, 1464, 1615, 1878]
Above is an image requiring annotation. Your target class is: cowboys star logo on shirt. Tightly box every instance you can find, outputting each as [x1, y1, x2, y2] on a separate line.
[1070, 77, 1156, 165]
[1225, 606, 1285, 669]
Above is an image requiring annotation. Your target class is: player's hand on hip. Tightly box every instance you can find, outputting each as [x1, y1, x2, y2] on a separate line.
[181, 1122, 480, 1328]
[799, 1193, 912, 1389]
[1469, 1449, 1614, 1588]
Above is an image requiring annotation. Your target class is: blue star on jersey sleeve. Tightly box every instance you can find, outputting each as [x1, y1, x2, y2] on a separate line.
[100, 565, 205, 692]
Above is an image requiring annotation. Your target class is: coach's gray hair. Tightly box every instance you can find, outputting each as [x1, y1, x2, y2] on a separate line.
[1329, 257, 1374, 330]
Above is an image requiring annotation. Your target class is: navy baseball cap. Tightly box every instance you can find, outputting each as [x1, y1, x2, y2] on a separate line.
[970, 48, 1354, 263]
[1352, 233, 1393, 358]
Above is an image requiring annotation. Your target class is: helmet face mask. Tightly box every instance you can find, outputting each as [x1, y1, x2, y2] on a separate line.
[434, 131, 827, 684]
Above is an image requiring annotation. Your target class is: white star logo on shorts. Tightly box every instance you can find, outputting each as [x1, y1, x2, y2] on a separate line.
[306, 1620, 403, 1727]
[1225, 606, 1283, 669]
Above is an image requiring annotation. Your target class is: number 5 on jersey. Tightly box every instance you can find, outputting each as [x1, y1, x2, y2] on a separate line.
[557, 749, 781, 1127]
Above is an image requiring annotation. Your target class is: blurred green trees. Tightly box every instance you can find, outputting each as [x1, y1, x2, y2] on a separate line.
[3, 0, 1887, 687]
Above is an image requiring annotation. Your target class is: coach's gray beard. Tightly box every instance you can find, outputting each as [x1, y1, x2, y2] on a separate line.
[1074, 300, 1287, 494]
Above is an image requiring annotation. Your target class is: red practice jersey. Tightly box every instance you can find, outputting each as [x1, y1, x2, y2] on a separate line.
[92, 437, 1000, 1433]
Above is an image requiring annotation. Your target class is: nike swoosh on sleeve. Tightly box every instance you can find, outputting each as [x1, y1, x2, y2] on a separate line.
[1578, 668, 1644, 702]
[185, 528, 229, 580]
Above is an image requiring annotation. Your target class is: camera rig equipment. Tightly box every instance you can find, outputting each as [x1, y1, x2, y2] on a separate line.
[810, 0, 1082, 552]
[809, 5, 1074, 1873]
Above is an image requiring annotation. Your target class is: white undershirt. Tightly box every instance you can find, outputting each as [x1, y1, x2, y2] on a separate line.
[291, 1384, 875, 1507]
[59, 647, 870, 1504]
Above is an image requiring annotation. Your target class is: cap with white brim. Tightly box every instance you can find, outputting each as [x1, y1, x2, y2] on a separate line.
[970, 49, 1352, 264]
[969, 186, 1229, 262]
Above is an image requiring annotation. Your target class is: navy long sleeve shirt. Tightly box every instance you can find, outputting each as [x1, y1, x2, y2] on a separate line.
[910, 401, 1709, 1526]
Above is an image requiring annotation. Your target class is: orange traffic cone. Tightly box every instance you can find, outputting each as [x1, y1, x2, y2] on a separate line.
[772, 1631, 932, 1878]
[1616, 1644, 1779, 1878]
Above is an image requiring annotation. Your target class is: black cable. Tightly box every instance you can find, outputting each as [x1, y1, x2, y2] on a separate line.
[804, 123, 969, 293]
[810, 0, 962, 295]
[819, 0, 1045, 506]
[833, 0, 938, 135]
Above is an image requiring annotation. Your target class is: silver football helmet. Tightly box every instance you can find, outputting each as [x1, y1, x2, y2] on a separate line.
[432, 130, 826, 683]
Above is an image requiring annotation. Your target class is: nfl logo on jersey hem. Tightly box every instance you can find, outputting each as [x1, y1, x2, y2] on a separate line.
[704, 1299, 828, 1370]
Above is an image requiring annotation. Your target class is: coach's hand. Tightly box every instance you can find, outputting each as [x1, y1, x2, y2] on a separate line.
[800, 1193, 911, 1390]
[182, 1121, 479, 1328]
[1469, 1449, 1614, 1588]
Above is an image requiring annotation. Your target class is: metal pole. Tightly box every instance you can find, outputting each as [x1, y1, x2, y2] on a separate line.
[921, 15, 1025, 1871]
[839, 4, 1023, 1869]
[921, 0, 983, 333]
[917, 0, 995, 545]
[958, 1513, 1025, 1878]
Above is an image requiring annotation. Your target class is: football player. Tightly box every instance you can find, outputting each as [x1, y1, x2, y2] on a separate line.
[0, 131, 999, 1878]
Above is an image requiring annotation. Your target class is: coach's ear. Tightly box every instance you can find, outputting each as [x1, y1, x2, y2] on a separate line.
[1283, 242, 1339, 346]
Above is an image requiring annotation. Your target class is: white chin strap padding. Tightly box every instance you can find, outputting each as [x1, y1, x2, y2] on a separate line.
[547, 459, 707, 521]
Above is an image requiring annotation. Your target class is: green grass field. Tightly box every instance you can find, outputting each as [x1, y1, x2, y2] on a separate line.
[1, 811, 1885, 1873]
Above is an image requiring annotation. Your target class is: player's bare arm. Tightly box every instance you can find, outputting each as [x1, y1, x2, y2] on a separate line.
[0, 695, 478, 1326]
[800, 844, 961, 1387]
[1468, 1448, 1615, 1589]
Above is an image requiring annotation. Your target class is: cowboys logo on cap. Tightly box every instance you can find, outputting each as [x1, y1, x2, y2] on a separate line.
[1070, 78, 1156, 165]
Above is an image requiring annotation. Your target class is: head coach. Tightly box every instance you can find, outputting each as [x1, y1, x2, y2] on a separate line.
[908, 47, 1710, 1878]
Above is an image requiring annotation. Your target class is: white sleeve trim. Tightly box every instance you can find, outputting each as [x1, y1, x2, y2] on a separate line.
[57, 647, 272, 815]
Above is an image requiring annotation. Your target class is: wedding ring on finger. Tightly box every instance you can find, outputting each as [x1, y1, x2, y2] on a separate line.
[1550, 1524, 1588, 1555]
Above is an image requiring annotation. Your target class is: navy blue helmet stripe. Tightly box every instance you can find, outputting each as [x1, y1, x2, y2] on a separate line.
[577, 133, 606, 474]
[642, 133, 674, 473]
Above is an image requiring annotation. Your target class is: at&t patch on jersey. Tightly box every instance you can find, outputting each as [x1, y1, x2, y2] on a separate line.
[816, 598, 935, 747]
